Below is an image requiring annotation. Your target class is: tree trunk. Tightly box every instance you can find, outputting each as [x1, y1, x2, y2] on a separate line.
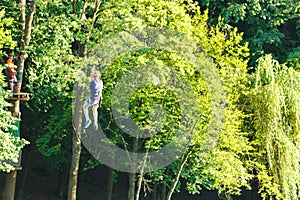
[15, 138, 35, 200]
[2, 171, 17, 200]
[105, 167, 114, 200]
[68, 86, 84, 200]
[135, 173, 143, 200]
[67, 128, 82, 200]
[152, 184, 157, 200]
[161, 184, 166, 200]
[226, 193, 231, 200]
[128, 137, 139, 200]
[57, 166, 68, 199]
[128, 173, 136, 200]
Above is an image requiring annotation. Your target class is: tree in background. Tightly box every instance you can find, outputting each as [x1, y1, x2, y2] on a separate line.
[198, 0, 300, 66]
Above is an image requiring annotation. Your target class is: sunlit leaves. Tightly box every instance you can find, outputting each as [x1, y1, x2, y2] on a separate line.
[248, 54, 300, 200]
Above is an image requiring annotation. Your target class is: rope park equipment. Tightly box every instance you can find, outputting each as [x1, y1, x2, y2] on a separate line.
[9, 92, 30, 101]
[4, 91, 31, 169]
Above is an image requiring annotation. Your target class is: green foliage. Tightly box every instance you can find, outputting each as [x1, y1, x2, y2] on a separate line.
[247, 54, 300, 200]
[181, 16, 253, 197]
[0, 9, 16, 52]
[94, 0, 255, 197]
[35, 101, 72, 171]
[0, 0, 299, 199]
[285, 46, 300, 71]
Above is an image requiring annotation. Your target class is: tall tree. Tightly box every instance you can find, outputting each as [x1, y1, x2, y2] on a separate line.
[246, 54, 300, 200]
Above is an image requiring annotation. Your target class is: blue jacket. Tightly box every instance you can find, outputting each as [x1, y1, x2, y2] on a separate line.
[89, 79, 103, 98]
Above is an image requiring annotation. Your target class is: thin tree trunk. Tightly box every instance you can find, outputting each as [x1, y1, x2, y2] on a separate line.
[161, 184, 166, 200]
[58, 166, 68, 199]
[67, 1, 88, 197]
[226, 193, 231, 200]
[79, 0, 88, 25]
[128, 137, 139, 200]
[135, 172, 143, 200]
[128, 173, 136, 200]
[15, 136, 35, 200]
[17, 0, 36, 89]
[105, 167, 114, 200]
[152, 184, 157, 200]
[80, 0, 101, 57]
[166, 149, 193, 200]
[3, 83, 23, 200]
[135, 148, 149, 200]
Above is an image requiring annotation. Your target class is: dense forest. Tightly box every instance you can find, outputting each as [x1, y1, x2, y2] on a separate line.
[0, 0, 299, 200]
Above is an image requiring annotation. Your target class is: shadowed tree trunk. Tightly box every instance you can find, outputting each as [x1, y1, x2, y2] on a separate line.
[152, 185, 157, 200]
[128, 137, 139, 200]
[128, 172, 136, 200]
[15, 135, 34, 200]
[161, 184, 166, 200]
[2, 170, 17, 200]
[58, 166, 68, 199]
[105, 167, 114, 200]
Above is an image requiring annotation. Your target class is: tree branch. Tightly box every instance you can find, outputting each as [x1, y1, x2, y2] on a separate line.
[166, 147, 193, 200]
[79, 0, 88, 22]
[81, 0, 102, 57]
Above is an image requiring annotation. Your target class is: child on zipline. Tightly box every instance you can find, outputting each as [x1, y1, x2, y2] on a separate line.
[5, 53, 17, 91]
[83, 71, 103, 131]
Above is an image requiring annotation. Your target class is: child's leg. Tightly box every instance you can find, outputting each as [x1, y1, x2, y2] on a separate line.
[83, 102, 92, 128]
[92, 105, 98, 124]
[13, 75, 17, 83]
[83, 102, 90, 121]
[9, 80, 14, 91]
[92, 105, 98, 130]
